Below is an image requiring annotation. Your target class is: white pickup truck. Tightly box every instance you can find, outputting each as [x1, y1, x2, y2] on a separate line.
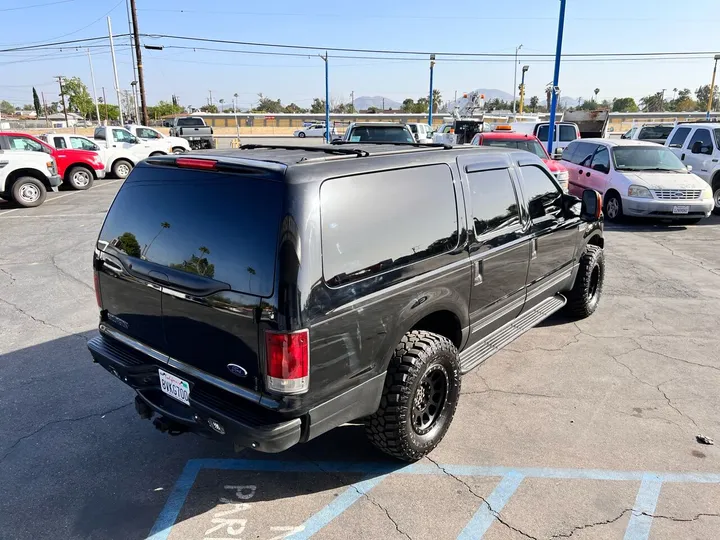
[0, 149, 61, 207]
[93, 127, 171, 178]
[124, 124, 189, 154]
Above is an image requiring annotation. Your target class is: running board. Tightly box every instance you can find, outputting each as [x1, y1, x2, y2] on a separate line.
[459, 294, 567, 374]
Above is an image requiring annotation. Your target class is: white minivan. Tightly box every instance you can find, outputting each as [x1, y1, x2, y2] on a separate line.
[561, 139, 714, 223]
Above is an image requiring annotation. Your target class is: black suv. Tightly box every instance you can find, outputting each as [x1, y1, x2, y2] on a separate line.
[88, 144, 605, 462]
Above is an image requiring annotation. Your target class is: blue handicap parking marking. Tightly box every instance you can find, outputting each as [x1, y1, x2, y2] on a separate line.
[148, 459, 720, 540]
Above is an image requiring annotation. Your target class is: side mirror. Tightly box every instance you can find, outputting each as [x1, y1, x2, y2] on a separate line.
[163, 121, 171, 127]
[581, 189, 602, 221]
[686, 165, 693, 172]
[691, 141, 703, 154]
[592, 163, 609, 174]
[552, 148, 563, 160]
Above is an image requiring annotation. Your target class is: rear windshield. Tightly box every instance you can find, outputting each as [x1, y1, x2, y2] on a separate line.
[638, 125, 673, 141]
[98, 165, 283, 296]
[177, 118, 205, 127]
[348, 126, 414, 143]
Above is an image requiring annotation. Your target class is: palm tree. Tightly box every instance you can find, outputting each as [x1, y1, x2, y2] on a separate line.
[672, 87, 678, 101]
[432, 89, 442, 113]
[529, 96, 539, 112]
[142, 221, 171, 258]
[247, 266, 256, 292]
[233, 92, 239, 112]
[594, 88, 600, 103]
[219, 98, 225, 113]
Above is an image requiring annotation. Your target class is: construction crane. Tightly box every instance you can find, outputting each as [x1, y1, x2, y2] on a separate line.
[451, 91, 485, 119]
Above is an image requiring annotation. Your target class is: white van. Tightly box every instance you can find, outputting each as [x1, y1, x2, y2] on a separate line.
[512, 121, 580, 154]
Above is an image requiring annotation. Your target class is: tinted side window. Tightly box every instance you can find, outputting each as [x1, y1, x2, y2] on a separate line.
[668, 127, 690, 148]
[94, 128, 105, 140]
[561, 142, 578, 164]
[638, 126, 673, 140]
[519, 165, 563, 220]
[590, 147, 610, 172]
[559, 125, 577, 142]
[572, 142, 597, 166]
[468, 168, 520, 238]
[321, 165, 458, 287]
[536, 124, 549, 142]
[53, 136, 67, 149]
[688, 129, 714, 155]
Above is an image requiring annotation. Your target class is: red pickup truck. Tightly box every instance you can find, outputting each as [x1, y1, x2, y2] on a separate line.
[0, 131, 105, 190]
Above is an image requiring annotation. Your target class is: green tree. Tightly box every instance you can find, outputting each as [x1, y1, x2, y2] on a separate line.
[283, 103, 307, 113]
[402, 98, 415, 112]
[218, 98, 225, 112]
[98, 103, 120, 121]
[0, 100, 14, 115]
[366, 106, 379, 113]
[32, 87, 42, 118]
[612, 97, 639, 112]
[529, 96, 539, 112]
[310, 98, 326, 113]
[22, 103, 33, 111]
[200, 104, 218, 113]
[413, 97, 429, 113]
[695, 84, 719, 111]
[640, 93, 664, 112]
[147, 100, 184, 119]
[61, 76, 94, 118]
[253, 94, 283, 113]
[432, 89, 442, 113]
[115, 232, 141, 258]
[170, 246, 215, 278]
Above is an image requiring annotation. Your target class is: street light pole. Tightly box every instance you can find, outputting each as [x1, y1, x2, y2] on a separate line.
[706, 54, 720, 120]
[428, 54, 436, 126]
[323, 52, 330, 142]
[55, 75, 69, 127]
[519, 65, 529, 115]
[87, 49, 101, 125]
[547, 0, 566, 156]
[107, 16, 124, 125]
[512, 44, 523, 114]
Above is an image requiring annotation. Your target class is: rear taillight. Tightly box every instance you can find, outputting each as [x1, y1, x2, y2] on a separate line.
[265, 329, 309, 394]
[93, 270, 102, 309]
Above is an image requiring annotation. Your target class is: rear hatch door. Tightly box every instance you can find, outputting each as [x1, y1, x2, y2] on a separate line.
[97, 161, 284, 391]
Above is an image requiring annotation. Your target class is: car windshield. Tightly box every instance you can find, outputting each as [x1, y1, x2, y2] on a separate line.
[348, 126, 415, 143]
[612, 146, 686, 171]
[482, 138, 548, 159]
[177, 118, 204, 127]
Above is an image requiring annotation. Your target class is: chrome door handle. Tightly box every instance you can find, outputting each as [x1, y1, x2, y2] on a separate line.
[474, 260, 483, 286]
[531, 238, 538, 260]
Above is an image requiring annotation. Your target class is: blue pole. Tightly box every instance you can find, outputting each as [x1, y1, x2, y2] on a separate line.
[428, 55, 435, 127]
[324, 52, 330, 143]
[547, 0, 566, 156]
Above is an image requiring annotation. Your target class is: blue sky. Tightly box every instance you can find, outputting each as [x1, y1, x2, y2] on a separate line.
[1, 0, 718, 110]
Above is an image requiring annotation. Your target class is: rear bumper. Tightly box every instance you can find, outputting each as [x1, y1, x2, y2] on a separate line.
[622, 196, 714, 219]
[87, 334, 301, 452]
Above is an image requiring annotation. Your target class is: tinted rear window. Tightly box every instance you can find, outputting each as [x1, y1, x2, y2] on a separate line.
[99, 165, 283, 297]
[177, 118, 205, 127]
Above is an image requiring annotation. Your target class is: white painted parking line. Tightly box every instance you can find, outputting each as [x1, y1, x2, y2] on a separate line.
[0, 180, 121, 218]
[0, 212, 107, 219]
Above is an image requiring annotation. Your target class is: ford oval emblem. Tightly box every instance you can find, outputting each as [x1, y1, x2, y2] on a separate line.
[227, 364, 248, 378]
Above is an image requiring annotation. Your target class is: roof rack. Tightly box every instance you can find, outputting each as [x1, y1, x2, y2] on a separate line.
[239, 144, 369, 158]
[330, 141, 454, 150]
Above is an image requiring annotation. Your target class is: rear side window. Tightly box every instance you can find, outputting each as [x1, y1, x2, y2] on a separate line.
[467, 168, 520, 237]
[99, 166, 283, 296]
[536, 125, 549, 141]
[561, 142, 579, 164]
[559, 125, 578, 142]
[667, 127, 690, 148]
[53, 136, 67, 149]
[571, 142, 596, 166]
[321, 165, 458, 286]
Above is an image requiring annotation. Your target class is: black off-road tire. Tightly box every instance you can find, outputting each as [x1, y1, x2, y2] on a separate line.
[565, 245, 605, 319]
[365, 330, 461, 462]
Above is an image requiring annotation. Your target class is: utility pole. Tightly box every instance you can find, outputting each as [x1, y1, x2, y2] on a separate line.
[41, 91, 49, 127]
[546, 1, 566, 156]
[428, 54, 435, 126]
[209, 90, 213, 107]
[512, 44, 523, 114]
[519, 65, 529, 115]
[706, 55, 720, 120]
[321, 52, 330, 142]
[107, 16, 124, 125]
[350, 90, 354, 113]
[128, 0, 148, 125]
[55, 76, 69, 127]
[87, 49, 101, 125]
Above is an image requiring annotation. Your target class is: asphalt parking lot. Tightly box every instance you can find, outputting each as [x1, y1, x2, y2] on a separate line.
[1, 180, 720, 540]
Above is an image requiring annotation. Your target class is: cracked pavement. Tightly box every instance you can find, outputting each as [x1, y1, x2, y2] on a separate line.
[1, 183, 720, 539]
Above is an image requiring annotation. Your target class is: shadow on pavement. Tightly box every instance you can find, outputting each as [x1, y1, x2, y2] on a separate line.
[0, 331, 398, 540]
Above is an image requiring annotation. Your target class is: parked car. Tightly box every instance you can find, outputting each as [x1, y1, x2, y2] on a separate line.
[1, 131, 104, 190]
[88, 143, 605, 462]
[512, 121, 580, 154]
[124, 124, 190, 154]
[405, 122, 433, 143]
[0, 147, 60, 207]
[562, 139, 714, 222]
[293, 123, 335, 138]
[665, 122, 720, 214]
[621, 124, 674, 145]
[470, 128, 569, 191]
[168, 117, 215, 150]
[340, 122, 415, 143]
[93, 126, 171, 179]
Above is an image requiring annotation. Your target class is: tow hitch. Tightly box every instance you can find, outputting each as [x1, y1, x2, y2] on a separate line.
[134, 395, 187, 436]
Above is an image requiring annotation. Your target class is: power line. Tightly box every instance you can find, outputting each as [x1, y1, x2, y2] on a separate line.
[0, 34, 130, 53]
[0, 0, 74, 12]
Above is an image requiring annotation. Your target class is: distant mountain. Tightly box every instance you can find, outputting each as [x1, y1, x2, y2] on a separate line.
[353, 96, 402, 111]
[559, 96, 581, 108]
